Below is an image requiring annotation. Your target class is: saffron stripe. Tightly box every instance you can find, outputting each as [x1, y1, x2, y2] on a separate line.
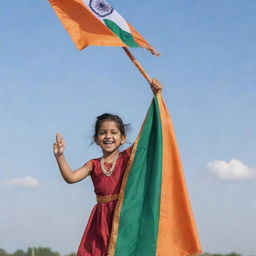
[156, 94, 201, 256]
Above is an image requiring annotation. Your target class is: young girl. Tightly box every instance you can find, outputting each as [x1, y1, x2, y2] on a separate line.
[53, 79, 162, 256]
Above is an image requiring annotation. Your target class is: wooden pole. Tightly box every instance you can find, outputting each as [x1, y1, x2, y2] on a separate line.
[122, 47, 152, 84]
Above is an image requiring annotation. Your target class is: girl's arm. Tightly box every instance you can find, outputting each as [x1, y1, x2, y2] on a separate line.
[53, 133, 92, 184]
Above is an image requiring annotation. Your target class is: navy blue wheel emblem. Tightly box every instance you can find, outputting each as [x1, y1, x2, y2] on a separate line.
[89, 0, 114, 17]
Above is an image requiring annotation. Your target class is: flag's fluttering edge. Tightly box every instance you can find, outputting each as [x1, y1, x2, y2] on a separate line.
[49, 0, 158, 54]
[107, 95, 202, 256]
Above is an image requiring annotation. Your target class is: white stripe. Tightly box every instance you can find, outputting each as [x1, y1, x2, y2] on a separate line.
[82, 0, 131, 33]
[105, 10, 130, 33]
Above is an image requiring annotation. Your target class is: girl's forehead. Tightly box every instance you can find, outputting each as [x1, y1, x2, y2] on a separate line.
[99, 120, 119, 130]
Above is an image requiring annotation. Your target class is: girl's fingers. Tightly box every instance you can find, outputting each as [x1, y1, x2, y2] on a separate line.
[56, 134, 60, 143]
[53, 143, 65, 155]
[150, 79, 161, 88]
[54, 133, 66, 155]
[53, 142, 65, 149]
[57, 143, 64, 148]
[151, 79, 162, 91]
[151, 78, 159, 85]
[56, 133, 63, 143]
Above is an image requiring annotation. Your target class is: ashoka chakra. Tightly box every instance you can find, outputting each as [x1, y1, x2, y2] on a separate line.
[89, 0, 114, 18]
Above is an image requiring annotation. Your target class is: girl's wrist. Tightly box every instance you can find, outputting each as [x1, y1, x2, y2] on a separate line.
[55, 153, 64, 160]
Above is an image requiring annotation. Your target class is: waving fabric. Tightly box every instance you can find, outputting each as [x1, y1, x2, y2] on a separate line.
[108, 94, 201, 256]
[48, 0, 156, 53]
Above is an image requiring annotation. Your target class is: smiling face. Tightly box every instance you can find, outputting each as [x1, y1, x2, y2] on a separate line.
[95, 120, 126, 156]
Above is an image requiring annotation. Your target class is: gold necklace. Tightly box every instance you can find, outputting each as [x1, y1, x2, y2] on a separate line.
[100, 153, 119, 176]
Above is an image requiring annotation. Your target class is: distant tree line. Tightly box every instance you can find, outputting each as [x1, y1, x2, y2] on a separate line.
[0, 248, 63, 256]
[0, 248, 249, 256]
[202, 253, 243, 256]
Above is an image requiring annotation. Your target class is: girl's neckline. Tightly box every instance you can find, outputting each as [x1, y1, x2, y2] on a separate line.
[100, 152, 120, 176]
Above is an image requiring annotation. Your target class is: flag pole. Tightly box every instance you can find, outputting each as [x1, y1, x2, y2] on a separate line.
[122, 47, 151, 84]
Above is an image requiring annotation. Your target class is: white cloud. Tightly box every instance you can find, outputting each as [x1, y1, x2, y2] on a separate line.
[0, 176, 40, 188]
[207, 159, 254, 180]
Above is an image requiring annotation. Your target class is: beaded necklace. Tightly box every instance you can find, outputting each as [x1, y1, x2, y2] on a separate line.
[100, 152, 119, 176]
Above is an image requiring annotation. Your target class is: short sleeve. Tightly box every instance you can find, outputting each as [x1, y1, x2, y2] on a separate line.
[83, 160, 94, 175]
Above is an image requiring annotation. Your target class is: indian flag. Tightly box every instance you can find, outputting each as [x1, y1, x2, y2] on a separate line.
[48, 0, 157, 54]
[107, 94, 202, 256]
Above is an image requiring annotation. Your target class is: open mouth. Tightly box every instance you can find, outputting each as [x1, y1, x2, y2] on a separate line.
[103, 141, 114, 145]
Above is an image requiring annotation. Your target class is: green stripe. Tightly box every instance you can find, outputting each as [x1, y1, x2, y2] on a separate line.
[103, 19, 139, 48]
[115, 97, 163, 256]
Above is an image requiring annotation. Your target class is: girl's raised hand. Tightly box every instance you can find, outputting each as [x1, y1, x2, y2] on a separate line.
[150, 78, 163, 95]
[53, 133, 66, 157]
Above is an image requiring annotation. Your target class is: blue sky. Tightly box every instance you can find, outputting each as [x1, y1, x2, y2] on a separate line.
[0, 0, 255, 255]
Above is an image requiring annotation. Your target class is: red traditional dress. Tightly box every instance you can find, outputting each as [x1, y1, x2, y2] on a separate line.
[77, 149, 130, 256]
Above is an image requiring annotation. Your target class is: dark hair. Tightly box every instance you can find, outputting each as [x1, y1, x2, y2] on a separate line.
[93, 113, 129, 141]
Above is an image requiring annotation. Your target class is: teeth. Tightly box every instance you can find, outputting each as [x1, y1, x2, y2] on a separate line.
[104, 141, 114, 144]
